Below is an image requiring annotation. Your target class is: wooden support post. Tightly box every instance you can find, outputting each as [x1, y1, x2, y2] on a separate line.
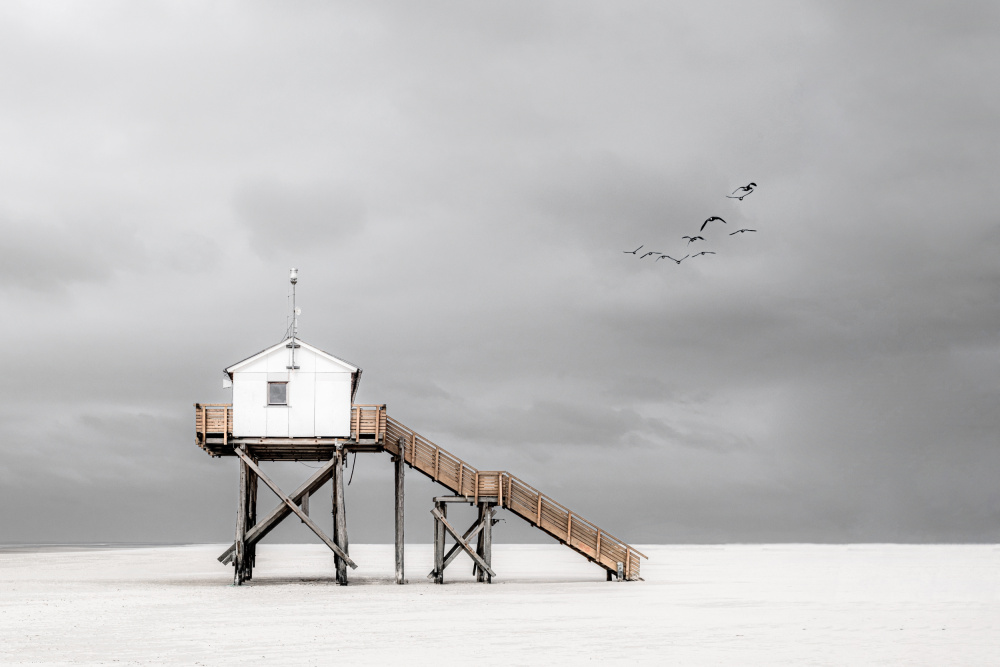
[234, 446, 248, 585]
[474, 503, 486, 581]
[300, 489, 309, 521]
[482, 503, 494, 584]
[394, 437, 406, 585]
[333, 447, 349, 585]
[433, 501, 446, 583]
[246, 459, 258, 580]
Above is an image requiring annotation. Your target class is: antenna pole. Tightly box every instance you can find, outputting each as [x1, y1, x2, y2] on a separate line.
[287, 268, 300, 370]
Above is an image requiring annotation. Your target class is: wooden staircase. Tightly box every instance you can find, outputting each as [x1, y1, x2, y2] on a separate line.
[384, 416, 646, 581]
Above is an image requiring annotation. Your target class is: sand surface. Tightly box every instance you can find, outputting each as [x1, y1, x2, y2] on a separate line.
[1, 543, 998, 665]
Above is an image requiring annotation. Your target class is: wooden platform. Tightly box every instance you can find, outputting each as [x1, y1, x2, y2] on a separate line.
[195, 403, 646, 580]
[194, 404, 386, 460]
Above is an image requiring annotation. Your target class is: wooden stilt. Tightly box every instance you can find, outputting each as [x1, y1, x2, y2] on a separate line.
[433, 501, 446, 583]
[394, 437, 406, 584]
[474, 503, 486, 581]
[482, 503, 494, 584]
[334, 447, 348, 585]
[246, 457, 258, 580]
[234, 446, 248, 585]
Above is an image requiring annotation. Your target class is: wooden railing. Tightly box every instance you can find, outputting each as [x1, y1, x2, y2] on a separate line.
[383, 416, 645, 580]
[194, 404, 386, 443]
[194, 404, 233, 445]
[351, 404, 387, 442]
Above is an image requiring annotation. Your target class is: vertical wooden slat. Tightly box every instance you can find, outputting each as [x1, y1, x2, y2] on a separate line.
[625, 547, 631, 580]
[536, 493, 542, 526]
[596, 530, 602, 563]
[567, 513, 573, 546]
[433, 447, 439, 481]
[474, 472, 479, 505]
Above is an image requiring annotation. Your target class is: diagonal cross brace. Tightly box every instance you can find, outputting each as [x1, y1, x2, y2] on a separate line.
[443, 517, 487, 572]
[430, 507, 496, 579]
[233, 449, 357, 569]
[427, 515, 487, 580]
[219, 458, 336, 565]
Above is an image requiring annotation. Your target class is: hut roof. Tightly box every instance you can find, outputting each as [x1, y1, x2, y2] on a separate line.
[224, 337, 362, 400]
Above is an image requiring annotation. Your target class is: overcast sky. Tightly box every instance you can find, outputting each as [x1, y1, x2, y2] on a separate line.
[1, 1, 999, 547]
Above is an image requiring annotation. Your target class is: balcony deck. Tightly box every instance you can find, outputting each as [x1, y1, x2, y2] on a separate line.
[194, 404, 386, 461]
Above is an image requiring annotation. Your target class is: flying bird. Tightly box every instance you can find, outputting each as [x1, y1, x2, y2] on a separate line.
[623, 245, 643, 254]
[682, 235, 705, 245]
[729, 229, 757, 235]
[662, 254, 689, 264]
[727, 182, 757, 200]
[692, 251, 716, 257]
[700, 216, 726, 232]
[639, 251, 661, 259]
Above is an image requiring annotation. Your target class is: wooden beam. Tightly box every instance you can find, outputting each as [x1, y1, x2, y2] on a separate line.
[246, 457, 258, 580]
[218, 457, 336, 564]
[474, 503, 485, 581]
[395, 437, 405, 585]
[333, 448, 349, 584]
[482, 504, 494, 584]
[234, 448, 248, 585]
[233, 448, 356, 569]
[431, 507, 496, 579]
[432, 501, 446, 583]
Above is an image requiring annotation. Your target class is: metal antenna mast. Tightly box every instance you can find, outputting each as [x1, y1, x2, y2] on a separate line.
[287, 268, 300, 370]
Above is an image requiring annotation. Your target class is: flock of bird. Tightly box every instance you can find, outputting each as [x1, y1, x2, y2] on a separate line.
[624, 182, 757, 265]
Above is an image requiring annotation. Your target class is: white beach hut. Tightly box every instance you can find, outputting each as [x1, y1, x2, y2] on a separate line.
[224, 338, 361, 438]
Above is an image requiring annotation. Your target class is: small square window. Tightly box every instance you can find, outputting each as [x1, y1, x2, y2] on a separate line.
[268, 382, 287, 405]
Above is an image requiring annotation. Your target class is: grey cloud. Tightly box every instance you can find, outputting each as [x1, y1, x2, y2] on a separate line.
[0, 215, 143, 292]
[233, 179, 366, 257]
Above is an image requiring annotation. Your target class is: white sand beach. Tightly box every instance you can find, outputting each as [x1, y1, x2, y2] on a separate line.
[1, 543, 998, 665]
